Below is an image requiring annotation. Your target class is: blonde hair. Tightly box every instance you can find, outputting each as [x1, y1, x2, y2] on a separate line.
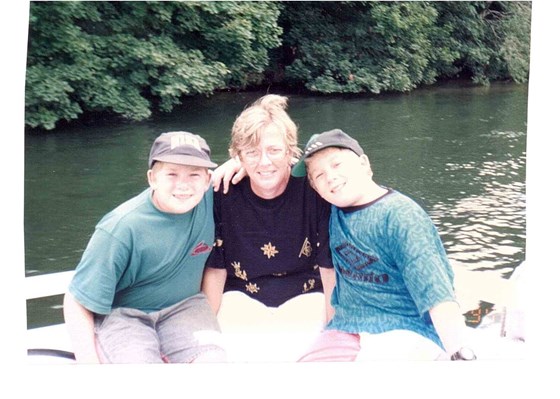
[229, 94, 302, 159]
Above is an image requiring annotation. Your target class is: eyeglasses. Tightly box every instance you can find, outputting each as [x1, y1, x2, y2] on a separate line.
[240, 147, 288, 164]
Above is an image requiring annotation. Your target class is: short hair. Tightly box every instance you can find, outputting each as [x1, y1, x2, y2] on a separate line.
[229, 94, 302, 160]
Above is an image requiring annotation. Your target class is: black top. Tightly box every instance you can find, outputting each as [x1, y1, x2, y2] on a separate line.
[206, 175, 333, 307]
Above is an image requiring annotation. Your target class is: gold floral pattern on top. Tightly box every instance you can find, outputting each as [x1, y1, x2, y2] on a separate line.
[232, 261, 248, 281]
[245, 282, 260, 294]
[302, 278, 316, 293]
[261, 242, 279, 259]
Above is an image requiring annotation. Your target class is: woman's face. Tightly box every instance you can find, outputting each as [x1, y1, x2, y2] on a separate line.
[239, 126, 291, 199]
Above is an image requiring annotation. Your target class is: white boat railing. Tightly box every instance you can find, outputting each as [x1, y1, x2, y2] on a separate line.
[26, 270, 75, 300]
[26, 270, 76, 362]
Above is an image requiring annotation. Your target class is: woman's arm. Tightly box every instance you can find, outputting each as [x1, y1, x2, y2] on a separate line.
[319, 266, 336, 325]
[202, 267, 227, 314]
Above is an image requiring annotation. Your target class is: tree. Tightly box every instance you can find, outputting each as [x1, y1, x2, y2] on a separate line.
[278, 1, 531, 93]
[25, 1, 282, 130]
[433, 1, 531, 85]
[25, 1, 531, 130]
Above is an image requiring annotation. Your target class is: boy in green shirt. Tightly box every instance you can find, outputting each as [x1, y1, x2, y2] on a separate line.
[64, 131, 227, 363]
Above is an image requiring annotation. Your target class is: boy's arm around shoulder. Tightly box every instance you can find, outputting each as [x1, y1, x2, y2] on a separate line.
[211, 157, 245, 194]
[63, 292, 100, 363]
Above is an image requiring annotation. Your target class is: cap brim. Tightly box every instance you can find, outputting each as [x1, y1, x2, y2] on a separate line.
[291, 159, 307, 177]
[152, 155, 217, 168]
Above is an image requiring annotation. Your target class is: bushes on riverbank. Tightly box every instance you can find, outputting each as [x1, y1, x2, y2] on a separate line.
[25, 1, 531, 131]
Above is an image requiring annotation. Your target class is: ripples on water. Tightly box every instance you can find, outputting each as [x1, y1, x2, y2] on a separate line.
[430, 130, 526, 279]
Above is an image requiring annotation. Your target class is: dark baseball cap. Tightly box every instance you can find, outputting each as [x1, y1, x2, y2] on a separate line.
[149, 131, 217, 169]
[291, 129, 364, 177]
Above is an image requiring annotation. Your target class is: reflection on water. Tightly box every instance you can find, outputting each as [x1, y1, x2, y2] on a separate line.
[431, 130, 526, 278]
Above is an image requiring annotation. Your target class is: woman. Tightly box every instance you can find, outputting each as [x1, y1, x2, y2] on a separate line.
[202, 94, 336, 362]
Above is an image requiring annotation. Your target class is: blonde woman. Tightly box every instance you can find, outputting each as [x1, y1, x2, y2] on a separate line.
[202, 95, 336, 362]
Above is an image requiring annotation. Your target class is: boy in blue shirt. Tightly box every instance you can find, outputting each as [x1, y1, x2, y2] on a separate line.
[292, 129, 476, 361]
[63, 131, 227, 363]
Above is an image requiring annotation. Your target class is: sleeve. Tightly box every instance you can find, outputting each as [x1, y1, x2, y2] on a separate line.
[205, 189, 226, 269]
[312, 183, 334, 269]
[68, 228, 131, 315]
[388, 199, 456, 316]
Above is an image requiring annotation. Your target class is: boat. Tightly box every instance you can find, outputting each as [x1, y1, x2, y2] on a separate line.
[25, 263, 527, 363]
[26, 270, 75, 363]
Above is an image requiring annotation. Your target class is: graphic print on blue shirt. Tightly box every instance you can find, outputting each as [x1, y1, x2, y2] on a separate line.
[334, 242, 388, 284]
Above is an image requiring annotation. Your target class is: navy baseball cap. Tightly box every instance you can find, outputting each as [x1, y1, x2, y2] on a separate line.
[149, 131, 217, 168]
[291, 129, 364, 177]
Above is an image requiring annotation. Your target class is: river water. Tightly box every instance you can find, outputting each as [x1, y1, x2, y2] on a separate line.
[25, 82, 527, 328]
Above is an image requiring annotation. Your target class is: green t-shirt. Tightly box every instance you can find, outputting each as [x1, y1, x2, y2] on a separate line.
[69, 188, 214, 314]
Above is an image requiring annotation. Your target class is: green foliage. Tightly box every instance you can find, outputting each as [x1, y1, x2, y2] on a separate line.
[496, 2, 532, 83]
[26, 1, 282, 130]
[432, 1, 531, 84]
[281, 2, 453, 93]
[194, 1, 282, 87]
[25, 65, 83, 130]
[280, 1, 531, 93]
[25, 1, 531, 130]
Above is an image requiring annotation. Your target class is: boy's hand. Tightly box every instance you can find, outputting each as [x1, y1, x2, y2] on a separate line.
[212, 157, 246, 194]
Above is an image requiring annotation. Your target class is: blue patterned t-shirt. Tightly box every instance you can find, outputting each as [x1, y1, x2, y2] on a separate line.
[326, 189, 456, 348]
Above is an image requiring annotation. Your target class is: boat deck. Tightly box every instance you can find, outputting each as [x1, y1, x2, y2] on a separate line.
[25, 263, 528, 363]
